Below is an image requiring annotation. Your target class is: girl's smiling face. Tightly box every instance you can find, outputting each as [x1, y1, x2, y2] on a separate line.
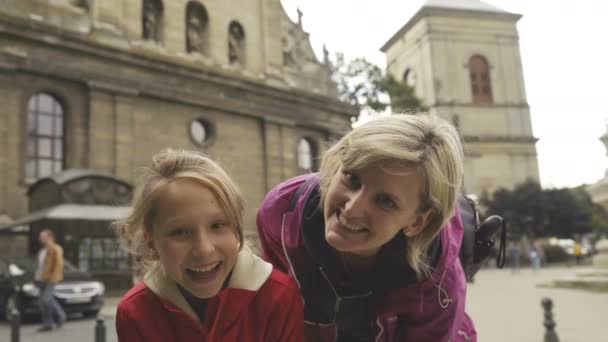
[147, 179, 239, 298]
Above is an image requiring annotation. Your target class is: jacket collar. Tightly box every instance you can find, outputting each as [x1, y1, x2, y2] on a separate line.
[143, 247, 273, 321]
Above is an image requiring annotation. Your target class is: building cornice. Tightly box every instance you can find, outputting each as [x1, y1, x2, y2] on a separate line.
[463, 135, 539, 144]
[0, 13, 355, 121]
[433, 101, 530, 110]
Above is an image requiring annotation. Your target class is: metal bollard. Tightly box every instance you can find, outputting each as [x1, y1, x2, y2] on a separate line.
[95, 317, 106, 342]
[10, 308, 20, 342]
[542, 297, 559, 342]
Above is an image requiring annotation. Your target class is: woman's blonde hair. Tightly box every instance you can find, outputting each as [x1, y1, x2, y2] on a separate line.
[318, 114, 464, 279]
[112, 149, 245, 274]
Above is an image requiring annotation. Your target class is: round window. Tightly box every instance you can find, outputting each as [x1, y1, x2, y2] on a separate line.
[189, 119, 214, 146]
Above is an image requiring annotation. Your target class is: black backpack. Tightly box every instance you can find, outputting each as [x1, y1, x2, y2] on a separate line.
[458, 195, 506, 281]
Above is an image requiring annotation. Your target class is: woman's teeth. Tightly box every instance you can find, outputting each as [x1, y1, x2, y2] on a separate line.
[338, 214, 367, 232]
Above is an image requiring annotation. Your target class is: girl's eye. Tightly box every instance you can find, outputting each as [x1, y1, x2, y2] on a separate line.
[342, 171, 361, 189]
[211, 222, 225, 230]
[376, 194, 397, 210]
[170, 228, 192, 237]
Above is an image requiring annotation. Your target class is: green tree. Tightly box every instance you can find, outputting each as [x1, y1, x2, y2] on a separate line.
[331, 54, 426, 116]
[481, 179, 546, 239]
[481, 180, 601, 239]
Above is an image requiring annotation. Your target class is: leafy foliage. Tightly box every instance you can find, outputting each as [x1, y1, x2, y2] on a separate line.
[481, 180, 607, 239]
[331, 54, 426, 115]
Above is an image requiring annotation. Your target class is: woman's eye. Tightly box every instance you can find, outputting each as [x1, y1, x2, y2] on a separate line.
[376, 194, 397, 210]
[342, 171, 361, 189]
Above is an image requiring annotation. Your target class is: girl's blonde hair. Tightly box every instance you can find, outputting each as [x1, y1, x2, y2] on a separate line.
[318, 114, 464, 279]
[112, 149, 245, 274]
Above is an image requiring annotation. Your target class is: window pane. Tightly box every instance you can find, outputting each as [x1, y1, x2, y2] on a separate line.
[39, 159, 53, 178]
[26, 159, 36, 178]
[27, 140, 35, 157]
[297, 139, 312, 170]
[190, 120, 206, 144]
[38, 115, 53, 135]
[53, 100, 63, 115]
[38, 138, 52, 157]
[91, 239, 104, 270]
[54, 138, 63, 158]
[28, 97, 37, 112]
[54, 116, 63, 136]
[38, 94, 54, 114]
[471, 85, 478, 95]
[28, 114, 36, 134]
[54, 161, 62, 173]
[470, 73, 476, 81]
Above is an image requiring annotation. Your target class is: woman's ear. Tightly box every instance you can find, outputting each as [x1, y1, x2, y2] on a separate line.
[402, 208, 433, 237]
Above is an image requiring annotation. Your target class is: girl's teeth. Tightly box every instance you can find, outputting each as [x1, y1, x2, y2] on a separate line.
[189, 262, 220, 272]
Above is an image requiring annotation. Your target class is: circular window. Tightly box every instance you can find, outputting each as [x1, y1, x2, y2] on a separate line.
[189, 119, 215, 146]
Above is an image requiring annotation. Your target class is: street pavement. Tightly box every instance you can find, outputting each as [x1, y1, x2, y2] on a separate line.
[2, 266, 605, 341]
[468, 265, 608, 342]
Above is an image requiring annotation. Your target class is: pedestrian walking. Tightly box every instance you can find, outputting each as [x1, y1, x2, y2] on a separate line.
[36, 228, 67, 332]
[508, 241, 520, 274]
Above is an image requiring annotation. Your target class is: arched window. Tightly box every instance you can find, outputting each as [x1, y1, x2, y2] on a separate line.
[402, 68, 416, 88]
[142, 0, 163, 42]
[26, 93, 65, 179]
[228, 21, 245, 65]
[297, 138, 316, 172]
[185, 1, 209, 54]
[469, 55, 493, 104]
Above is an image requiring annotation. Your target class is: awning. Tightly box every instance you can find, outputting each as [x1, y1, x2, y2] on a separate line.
[0, 204, 132, 231]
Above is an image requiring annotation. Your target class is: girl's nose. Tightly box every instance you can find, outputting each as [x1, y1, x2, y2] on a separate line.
[193, 229, 215, 255]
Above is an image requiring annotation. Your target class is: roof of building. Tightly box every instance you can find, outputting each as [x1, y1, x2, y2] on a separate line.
[0, 204, 132, 231]
[380, 0, 519, 52]
[27, 169, 132, 195]
[423, 0, 506, 14]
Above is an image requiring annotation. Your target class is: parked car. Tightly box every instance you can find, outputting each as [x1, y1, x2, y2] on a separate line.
[0, 257, 105, 320]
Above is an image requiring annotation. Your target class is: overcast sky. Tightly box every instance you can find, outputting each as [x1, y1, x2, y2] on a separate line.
[280, 0, 608, 189]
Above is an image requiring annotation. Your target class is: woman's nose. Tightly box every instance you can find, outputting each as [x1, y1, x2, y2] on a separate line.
[343, 189, 366, 217]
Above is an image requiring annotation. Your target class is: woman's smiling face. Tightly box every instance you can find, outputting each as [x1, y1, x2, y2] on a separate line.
[323, 163, 432, 258]
[147, 179, 239, 298]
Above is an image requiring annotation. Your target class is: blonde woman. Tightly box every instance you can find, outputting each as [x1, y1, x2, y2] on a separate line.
[257, 114, 476, 341]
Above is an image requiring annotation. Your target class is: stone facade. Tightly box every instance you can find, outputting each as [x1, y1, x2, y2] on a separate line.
[381, 0, 539, 196]
[0, 0, 354, 239]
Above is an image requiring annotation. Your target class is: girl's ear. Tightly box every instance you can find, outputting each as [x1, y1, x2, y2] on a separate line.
[402, 208, 433, 237]
[144, 230, 159, 259]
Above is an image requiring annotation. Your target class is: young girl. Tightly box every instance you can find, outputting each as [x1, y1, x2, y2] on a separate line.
[113, 149, 303, 342]
[257, 114, 476, 341]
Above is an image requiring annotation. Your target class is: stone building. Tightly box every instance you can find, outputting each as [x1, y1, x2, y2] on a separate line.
[0, 0, 354, 264]
[381, 0, 539, 196]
